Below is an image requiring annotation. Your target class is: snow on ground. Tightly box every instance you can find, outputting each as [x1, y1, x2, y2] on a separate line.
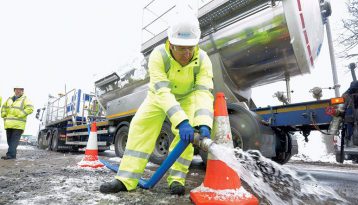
[291, 134, 355, 164]
[101, 150, 159, 169]
[291, 133, 334, 162]
[0, 144, 36, 150]
[13, 166, 119, 205]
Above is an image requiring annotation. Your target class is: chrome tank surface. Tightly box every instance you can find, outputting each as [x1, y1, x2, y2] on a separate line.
[94, 70, 149, 112]
[199, 0, 324, 91]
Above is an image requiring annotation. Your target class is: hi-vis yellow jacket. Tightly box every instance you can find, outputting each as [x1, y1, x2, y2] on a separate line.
[1, 95, 34, 130]
[148, 40, 214, 129]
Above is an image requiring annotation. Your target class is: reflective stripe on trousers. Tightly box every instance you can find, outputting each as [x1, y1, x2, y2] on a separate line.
[115, 93, 196, 190]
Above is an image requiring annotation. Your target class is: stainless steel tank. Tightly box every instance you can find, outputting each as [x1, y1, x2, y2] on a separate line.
[199, 0, 325, 90]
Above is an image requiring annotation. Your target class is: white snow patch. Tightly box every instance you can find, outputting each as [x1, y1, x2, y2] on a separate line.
[193, 155, 202, 161]
[190, 172, 199, 176]
[0, 144, 36, 150]
[0, 144, 37, 150]
[291, 152, 337, 163]
[108, 156, 122, 163]
[14, 174, 119, 205]
[146, 162, 159, 168]
[77, 162, 106, 170]
[66, 165, 112, 173]
[17, 145, 37, 150]
[191, 184, 255, 200]
[291, 134, 337, 163]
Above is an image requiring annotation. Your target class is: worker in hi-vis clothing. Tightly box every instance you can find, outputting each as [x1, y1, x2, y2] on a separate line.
[1, 86, 33, 160]
[88, 99, 101, 117]
[100, 11, 214, 195]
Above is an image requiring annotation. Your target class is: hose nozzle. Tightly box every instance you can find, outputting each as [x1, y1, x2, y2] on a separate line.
[193, 133, 214, 152]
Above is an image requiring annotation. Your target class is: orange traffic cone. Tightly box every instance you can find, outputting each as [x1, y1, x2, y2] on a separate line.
[77, 122, 104, 168]
[190, 92, 259, 205]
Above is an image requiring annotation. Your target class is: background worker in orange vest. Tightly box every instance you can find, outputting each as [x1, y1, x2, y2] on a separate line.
[1, 86, 33, 160]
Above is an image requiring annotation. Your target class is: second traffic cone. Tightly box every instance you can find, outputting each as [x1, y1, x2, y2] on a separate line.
[77, 122, 104, 168]
[190, 92, 259, 205]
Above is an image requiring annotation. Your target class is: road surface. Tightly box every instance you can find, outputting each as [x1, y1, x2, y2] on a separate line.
[0, 144, 358, 205]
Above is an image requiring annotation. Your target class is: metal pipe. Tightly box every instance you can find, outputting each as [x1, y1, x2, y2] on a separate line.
[328, 103, 346, 135]
[349, 63, 357, 81]
[285, 75, 291, 103]
[326, 19, 340, 97]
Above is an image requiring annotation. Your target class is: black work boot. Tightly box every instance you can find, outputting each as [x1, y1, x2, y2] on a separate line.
[100, 179, 127, 194]
[1, 156, 15, 160]
[170, 181, 185, 195]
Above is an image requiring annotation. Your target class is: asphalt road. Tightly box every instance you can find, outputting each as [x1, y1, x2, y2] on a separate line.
[1, 145, 358, 205]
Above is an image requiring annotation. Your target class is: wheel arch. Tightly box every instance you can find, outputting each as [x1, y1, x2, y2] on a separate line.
[112, 120, 131, 144]
[227, 103, 277, 158]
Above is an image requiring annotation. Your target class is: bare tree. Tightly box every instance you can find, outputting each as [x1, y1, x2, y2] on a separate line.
[340, 0, 358, 52]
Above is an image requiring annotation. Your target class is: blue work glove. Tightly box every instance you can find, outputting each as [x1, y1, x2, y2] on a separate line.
[178, 120, 194, 143]
[199, 125, 211, 139]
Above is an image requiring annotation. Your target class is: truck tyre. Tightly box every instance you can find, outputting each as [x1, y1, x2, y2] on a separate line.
[46, 131, 52, 149]
[150, 122, 174, 165]
[114, 126, 129, 157]
[51, 129, 59, 151]
[272, 130, 294, 164]
[335, 152, 343, 163]
[37, 131, 48, 149]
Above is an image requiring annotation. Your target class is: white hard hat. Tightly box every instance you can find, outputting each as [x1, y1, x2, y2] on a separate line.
[167, 11, 201, 46]
[14, 85, 24, 90]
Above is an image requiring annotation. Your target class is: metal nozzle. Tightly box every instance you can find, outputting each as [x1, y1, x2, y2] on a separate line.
[193, 133, 214, 152]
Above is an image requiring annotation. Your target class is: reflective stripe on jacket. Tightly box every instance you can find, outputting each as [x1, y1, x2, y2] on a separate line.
[1, 95, 34, 130]
[148, 40, 214, 129]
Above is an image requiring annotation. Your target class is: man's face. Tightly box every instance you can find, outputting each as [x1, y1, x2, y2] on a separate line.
[170, 44, 195, 66]
[14, 88, 24, 97]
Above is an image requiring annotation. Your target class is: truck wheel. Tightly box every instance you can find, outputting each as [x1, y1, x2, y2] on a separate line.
[46, 131, 52, 149]
[272, 131, 293, 164]
[51, 129, 59, 151]
[114, 126, 129, 157]
[150, 122, 174, 165]
[37, 131, 48, 149]
[335, 153, 343, 163]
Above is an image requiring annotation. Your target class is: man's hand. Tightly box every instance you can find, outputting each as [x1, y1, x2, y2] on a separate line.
[178, 120, 194, 143]
[199, 125, 211, 139]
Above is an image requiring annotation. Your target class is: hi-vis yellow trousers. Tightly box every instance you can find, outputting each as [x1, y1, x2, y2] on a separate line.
[115, 92, 196, 190]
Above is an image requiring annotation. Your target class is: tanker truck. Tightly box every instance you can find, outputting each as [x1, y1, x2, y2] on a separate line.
[95, 0, 331, 164]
